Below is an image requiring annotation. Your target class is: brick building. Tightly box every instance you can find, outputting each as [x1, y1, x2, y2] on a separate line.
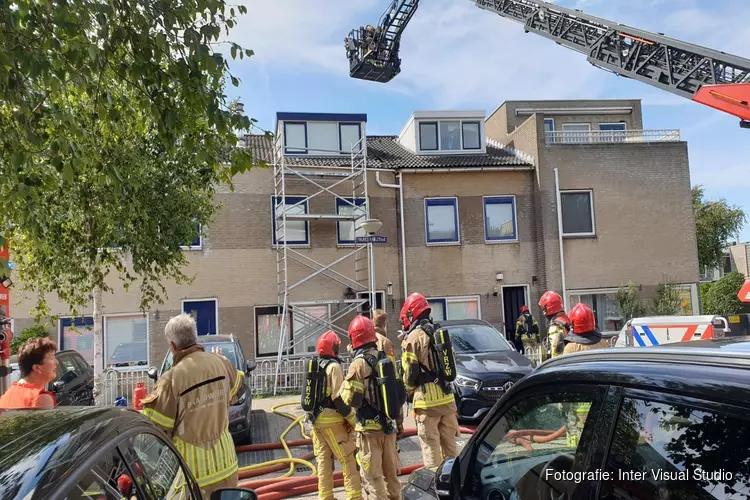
[9, 100, 700, 369]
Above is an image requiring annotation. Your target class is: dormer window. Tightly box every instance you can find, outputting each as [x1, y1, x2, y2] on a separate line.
[277, 112, 367, 156]
[417, 119, 482, 153]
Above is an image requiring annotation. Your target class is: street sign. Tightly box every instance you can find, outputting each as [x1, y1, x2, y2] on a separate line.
[738, 280, 750, 303]
[356, 235, 387, 244]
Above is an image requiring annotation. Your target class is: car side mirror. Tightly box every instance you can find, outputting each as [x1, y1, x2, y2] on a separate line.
[53, 370, 77, 391]
[434, 456, 460, 500]
[210, 488, 257, 500]
[245, 360, 257, 374]
[147, 367, 158, 381]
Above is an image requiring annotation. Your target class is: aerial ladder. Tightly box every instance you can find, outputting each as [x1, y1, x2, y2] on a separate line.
[347, 0, 750, 129]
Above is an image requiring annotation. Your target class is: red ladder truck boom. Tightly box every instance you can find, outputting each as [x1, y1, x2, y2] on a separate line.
[346, 0, 750, 128]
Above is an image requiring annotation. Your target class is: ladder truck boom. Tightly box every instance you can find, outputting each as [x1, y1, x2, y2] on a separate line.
[347, 0, 750, 128]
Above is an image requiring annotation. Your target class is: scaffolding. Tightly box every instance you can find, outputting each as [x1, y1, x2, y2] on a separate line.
[271, 131, 374, 394]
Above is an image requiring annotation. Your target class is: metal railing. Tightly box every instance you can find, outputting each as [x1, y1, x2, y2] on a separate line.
[545, 129, 680, 145]
[99, 368, 154, 407]
[251, 355, 353, 396]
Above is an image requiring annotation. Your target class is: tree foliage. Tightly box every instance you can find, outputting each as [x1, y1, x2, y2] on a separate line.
[616, 281, 648, 321]
[10, 324, 49, 355]
[0, 0, 264, 318]
[703, 271, 746, 316]
[693, 186, 746, 270]
[616, 279, 685, 318]
[650, 280, 683, 316]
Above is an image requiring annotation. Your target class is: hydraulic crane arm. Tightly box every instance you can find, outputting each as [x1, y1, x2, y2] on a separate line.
[472, 0, 750, 127]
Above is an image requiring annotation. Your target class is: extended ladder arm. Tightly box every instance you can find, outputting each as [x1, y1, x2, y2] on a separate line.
[472, 0, 750, 127]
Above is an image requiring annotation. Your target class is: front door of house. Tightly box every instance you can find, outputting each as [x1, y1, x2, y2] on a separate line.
[502, 286, 527, 342]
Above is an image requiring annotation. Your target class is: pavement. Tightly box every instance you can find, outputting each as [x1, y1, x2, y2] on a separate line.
[244, 395, 470, 499]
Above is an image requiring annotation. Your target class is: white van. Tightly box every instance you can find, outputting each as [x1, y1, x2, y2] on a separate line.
[613, 315, 729, 347]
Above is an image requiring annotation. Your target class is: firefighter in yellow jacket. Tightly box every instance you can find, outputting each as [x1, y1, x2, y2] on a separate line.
[141, 314, 245, 499]
[400, 292, 460, 469]
[538, 290, 572, 358]
[372, 309, 405, 437]
[306, 331, 362, 500]
[340, 315, 401, 500]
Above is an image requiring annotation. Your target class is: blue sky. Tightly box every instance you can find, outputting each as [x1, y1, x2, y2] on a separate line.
[225, 0, 750, 240]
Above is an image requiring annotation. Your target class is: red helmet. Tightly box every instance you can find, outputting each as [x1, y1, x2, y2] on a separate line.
[569, 303, 596, 334]
[316, 330, 340, 357]
[349, 315, 376, 350]
[539, 291, 564, 317]
[117, 474, 133, 495]
[520, 305, 529, 314]
[400, 293, 430, 330]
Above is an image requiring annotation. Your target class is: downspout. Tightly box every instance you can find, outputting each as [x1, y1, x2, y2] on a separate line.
[554, 168, 568, 311]
[376, 171, 408, 299]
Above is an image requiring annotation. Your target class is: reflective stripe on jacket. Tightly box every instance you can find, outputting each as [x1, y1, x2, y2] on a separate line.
[141, 345, 245, 488]
[401, 326, 456, 410]
[340, 347, 388, 432]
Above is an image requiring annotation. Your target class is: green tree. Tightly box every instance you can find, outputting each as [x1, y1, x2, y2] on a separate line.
[10, 324, 49, 355]
[650, 280, 683, 316]
[615, 281, 648, 321]
[703, 272, 746, 316]
[693, 186, 745, 270]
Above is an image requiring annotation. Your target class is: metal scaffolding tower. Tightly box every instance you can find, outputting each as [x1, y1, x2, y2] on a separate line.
[271, 131, 373, 394]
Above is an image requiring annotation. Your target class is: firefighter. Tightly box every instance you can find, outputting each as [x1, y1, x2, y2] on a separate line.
[372, 309, 404, 436]
[400, 292, 459, 469]
[538, 290, 572, 358]
[563, 303, 610, 354]
[141, 313, 245, 498]
[340, 315, 401, 500]
[309, 331, 362, 500]
[514, 305, 539, 355]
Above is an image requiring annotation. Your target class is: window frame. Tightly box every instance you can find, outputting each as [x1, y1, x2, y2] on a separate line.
[483, 195, 518, 243]
[598, 122, 627, 131]
[461, 121, 482, 150]
[58, 316, 95, 364]
[356, 290, 386, 318]
[103, 312, 150, 371]
[335, 197, 368, 246]
[291, 302, 332, 355]
[180, 222, 203, 251]
[418, 121, 439, 152]
[427, 295, 482, 321]
[417, 119, 485, 153]
[339, 122, 363, 154]
[181, 297, 219, 335]
[561, 122, 592, 144]
[255, 304, 294, 358]
[283, 121, 308, 154]
[567, 288, 622, 334]
[544, 117, 555, 144]
[560, 189, 596, 238]
[271, 195, 310, 247]
[424, 196, 460, 245]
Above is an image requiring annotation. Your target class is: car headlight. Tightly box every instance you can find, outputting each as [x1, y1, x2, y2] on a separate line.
[233, 391, 247, 405]
[454, 375, 481, 390]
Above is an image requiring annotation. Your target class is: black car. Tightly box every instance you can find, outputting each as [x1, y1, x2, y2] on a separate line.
[10, 349, 95, 406]
[0, 407, 257, 500]
[403, 337, 750, 500]
[443, 319, 534, 424]
[150, 334, 256, 444]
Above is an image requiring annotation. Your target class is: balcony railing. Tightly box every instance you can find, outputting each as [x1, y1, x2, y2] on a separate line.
[545, 129, 680, 145]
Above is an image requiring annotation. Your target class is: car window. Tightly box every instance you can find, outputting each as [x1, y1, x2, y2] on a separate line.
[449, 325, 511, 354]
[58, 355, 79, 378]
[162, 342, 239, 373]
[466, 389, 603, 500]
[599, 396, 750, 499]
[71, 354, 90, 374]
[129, 432, 194, 499]
[62, 447, 135, 500]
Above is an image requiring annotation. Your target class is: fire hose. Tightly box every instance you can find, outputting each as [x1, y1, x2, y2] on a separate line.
[232, 401, 476, 500]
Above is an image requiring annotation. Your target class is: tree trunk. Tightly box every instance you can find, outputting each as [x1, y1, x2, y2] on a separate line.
[93, 285, 104, 406]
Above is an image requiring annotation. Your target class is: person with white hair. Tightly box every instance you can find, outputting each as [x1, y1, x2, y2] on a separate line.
[141, 313, 245, 498]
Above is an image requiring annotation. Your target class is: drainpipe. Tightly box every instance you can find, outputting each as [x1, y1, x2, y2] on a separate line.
[554, 168, 568, 311]
[375, 171, 408, 299]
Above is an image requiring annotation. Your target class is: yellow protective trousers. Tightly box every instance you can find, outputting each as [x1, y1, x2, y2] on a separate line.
[415, 407, 460, 468]
[356, 431, 401, 500]
[312, 424, 362, 500]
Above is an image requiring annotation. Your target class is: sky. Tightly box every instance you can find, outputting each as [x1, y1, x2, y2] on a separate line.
[223, 0, 750, 240]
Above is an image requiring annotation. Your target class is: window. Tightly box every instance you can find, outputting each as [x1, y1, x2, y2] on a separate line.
[272, 196, 309, 246]
[182, 298, 218, 335]
[181, 222, 202, 250]
[59, 317, 95, 366]
[568, 290, 622, 333]
[256, 305, 292, 357]
[336, 197, 367, 245]
[57, 354, 79, 378]
[307, 122, 339, 155]
[357, 291, 385, 318]
[599, 122, 627, 142]
[560, 190, 595, 237]
[340, 123, 362, 153]
[419, 122, 438, 151]
[425, 197, 459, 244]
[723, 254, 733, 274]
[462, 122, 481, 150]
[104, 314, 148, 369]
[283, 122, 307, 153]
[292, 304, 331, 354]
[63, 449, 135, 500]
[130, 433, 194, 499]
[483, 196, 517, 242]
[465, 389, 603, 499]
[439, 121, 461, 150]
[599, 396, 750, 499]
[428, 296, 481, 321]
[561, 122, 591, 143]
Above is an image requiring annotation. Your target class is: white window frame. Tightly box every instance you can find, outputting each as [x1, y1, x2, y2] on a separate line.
[180, 222, 203, 251]
[482, 195, 518, 243]
[544, 118, 555, 144]
[561, 122, 591, 144]
[417, 119, 485, 154]
[677, 283, 700, 315]
[356, 291, 386, 316]
[567, 288, 622, 334]
[561, 123, 592, 131]
[291, 302, 333, 355]
[335, 197, 368, 246]
[103, 312, 150, 371]
[181, 297, 219, 335]
[271, 195, 310, 248]
[254, 304, 292, 358]
[426, 295, 482, 321]
[424, 196, 460, 246]
[500, 284, 530, 315]
[560, 189, 596, 238]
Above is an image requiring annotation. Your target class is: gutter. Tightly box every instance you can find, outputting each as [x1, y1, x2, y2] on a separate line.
[554, 168, 568, 311]
[375, 171, 408, 299]
[396, 166, 534, 174]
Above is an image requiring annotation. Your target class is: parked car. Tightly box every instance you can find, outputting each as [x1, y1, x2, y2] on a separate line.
[403, 336, 750, 500]
[0, 406, 257, 500]
[149, 334, 256, 444]
[9, 349, 95, 406]
[441, 319, 534, 424]
[107, 341, 149, 369]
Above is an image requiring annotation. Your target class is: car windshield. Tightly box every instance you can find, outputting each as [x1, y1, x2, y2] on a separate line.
[108, 342, 148, 367]
[163, 341, 239, 372]
[448, 324, 511, 354]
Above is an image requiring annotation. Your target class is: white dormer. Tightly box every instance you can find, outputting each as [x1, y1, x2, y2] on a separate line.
[397, 110, 486, 155]
[275, 112, 367, 156]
